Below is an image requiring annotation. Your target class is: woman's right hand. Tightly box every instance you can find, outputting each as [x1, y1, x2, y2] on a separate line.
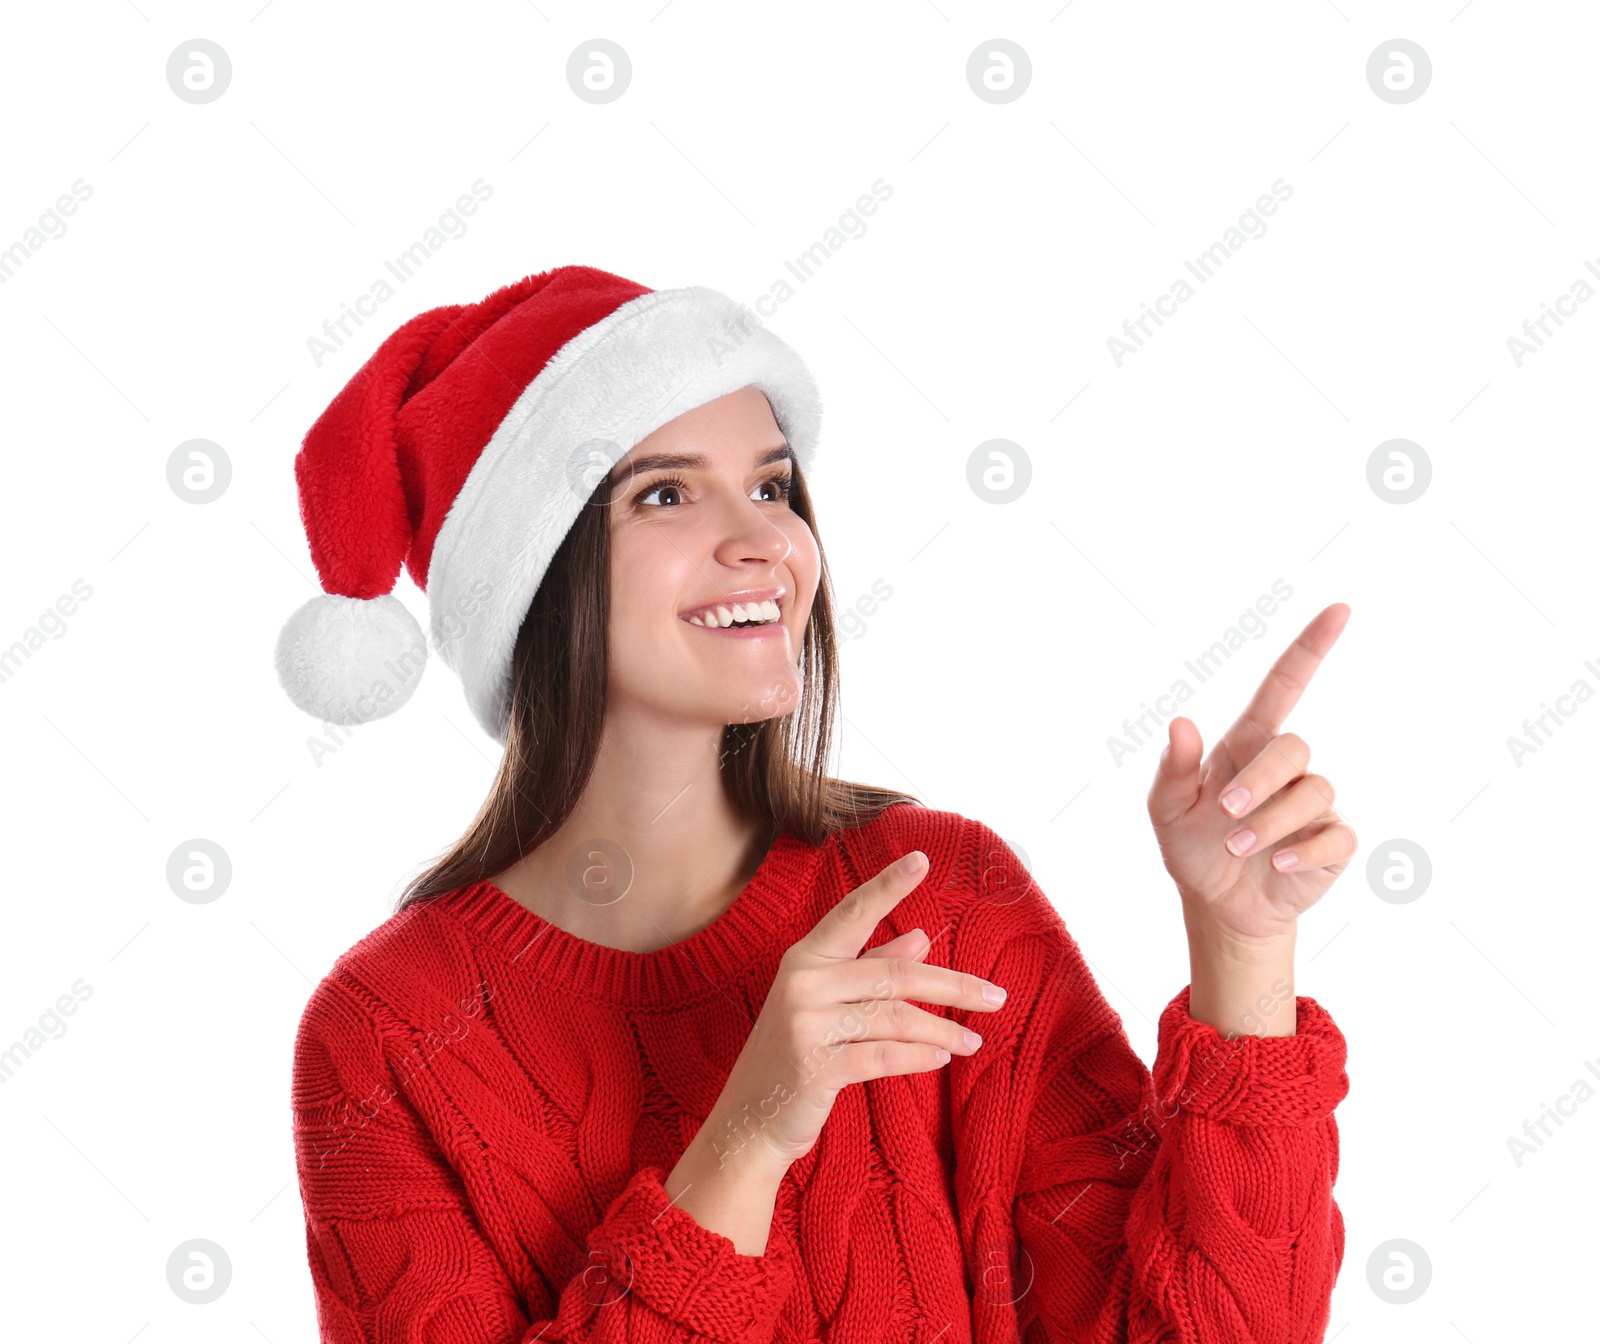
[703, 849, 1009, 1174]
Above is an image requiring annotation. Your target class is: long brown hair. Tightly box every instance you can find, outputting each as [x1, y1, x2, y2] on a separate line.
[393, 446, 920, 914]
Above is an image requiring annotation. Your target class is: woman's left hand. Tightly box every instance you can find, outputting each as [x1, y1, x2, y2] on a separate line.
[1146, 602, 1357, 945]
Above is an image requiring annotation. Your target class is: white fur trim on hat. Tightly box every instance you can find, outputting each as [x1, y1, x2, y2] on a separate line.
[427, 286, 823, 744]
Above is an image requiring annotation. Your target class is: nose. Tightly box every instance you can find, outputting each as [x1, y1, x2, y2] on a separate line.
[706, 491, 793, 567]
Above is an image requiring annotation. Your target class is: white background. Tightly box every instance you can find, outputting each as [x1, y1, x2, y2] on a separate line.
[1, 1, 1594, 1339]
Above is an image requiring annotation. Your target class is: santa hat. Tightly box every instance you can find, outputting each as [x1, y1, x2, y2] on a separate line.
[274, 265, 823, 745]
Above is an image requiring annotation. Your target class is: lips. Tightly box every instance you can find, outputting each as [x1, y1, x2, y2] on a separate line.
[678, 588, 786, 625]
[683, 600, 781, 628]
[684, 613, 786, 638]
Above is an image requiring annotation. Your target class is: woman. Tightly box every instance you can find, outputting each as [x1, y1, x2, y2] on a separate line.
[277, 265, 1353, 1343]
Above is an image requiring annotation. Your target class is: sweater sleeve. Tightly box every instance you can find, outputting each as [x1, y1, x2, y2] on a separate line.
[291, 976, 798, 1344]
[948, 821, 1349, 1344]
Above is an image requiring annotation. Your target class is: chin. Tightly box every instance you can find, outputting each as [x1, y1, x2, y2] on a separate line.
[723, 672, 804, 723]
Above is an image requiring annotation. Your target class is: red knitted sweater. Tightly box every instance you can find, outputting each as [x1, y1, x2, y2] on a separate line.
[291, 802, 1349, 1343]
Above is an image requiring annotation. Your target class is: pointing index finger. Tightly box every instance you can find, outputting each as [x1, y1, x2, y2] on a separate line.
[1222, 603, 1350, 758]
[803, 851, 927, 960]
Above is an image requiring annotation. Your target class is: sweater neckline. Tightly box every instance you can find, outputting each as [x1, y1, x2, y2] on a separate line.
[440, 825, 824, 1007]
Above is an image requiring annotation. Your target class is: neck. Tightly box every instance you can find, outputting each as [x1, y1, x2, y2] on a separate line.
[489, 704, 776, 953]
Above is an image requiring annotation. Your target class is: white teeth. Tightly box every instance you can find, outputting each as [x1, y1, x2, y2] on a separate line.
[686, 599, 781, 627]
[738, 600, 780, 624]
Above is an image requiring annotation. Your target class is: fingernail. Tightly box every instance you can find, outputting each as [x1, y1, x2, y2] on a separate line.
[1220, 786, 1251, 816]
[1225, 829, 1256, 857]
[908, 927, 929, 949]
[982, 982, 1007, 1006]
[1272, 850, 1299, 871]
[962, 1029, 983, 1051]
[899, 851, 926, 875]
[934, 1047, 952, 1063]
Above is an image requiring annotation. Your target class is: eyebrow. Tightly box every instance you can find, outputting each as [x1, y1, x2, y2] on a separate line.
[610, 443, 794, 484]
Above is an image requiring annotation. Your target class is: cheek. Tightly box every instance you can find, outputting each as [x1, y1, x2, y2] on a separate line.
[608, 527, 697, 633]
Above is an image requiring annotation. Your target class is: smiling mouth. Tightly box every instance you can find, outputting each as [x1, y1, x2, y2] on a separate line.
[681, 599, 784, 629]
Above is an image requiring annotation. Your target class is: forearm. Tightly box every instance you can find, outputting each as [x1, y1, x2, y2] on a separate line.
[665, 1122, 789, 1256]
[1183, 908, 1298, 1037]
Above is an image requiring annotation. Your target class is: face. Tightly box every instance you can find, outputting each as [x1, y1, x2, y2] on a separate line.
[604, 385, 820, 729]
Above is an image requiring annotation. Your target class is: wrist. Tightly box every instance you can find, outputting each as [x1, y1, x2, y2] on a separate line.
[694, 1101, 799, 1178]
[1183, 912, 1298, 1038]
[1181, 902, 1297, 964]
[673, 1118, 789, 1197]
[666, 1126, 788, 1256]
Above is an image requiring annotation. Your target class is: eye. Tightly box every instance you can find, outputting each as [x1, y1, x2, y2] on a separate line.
[631, 473, 690, 508]
[754, 471, 794, 504]
[630, 470, 794, 509]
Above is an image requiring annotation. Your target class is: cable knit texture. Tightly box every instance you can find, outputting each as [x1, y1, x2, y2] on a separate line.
[291, 802, 1349, 1343]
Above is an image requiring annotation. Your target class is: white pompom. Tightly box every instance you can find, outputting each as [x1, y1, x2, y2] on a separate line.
[275, 593, 428, 727]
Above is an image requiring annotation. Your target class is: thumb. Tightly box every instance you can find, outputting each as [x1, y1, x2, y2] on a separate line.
[1147, 717, 1204, 827]
[862, 927, 931, 961]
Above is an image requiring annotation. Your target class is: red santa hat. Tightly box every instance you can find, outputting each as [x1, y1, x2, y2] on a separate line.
[274, 264, 823, 744]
